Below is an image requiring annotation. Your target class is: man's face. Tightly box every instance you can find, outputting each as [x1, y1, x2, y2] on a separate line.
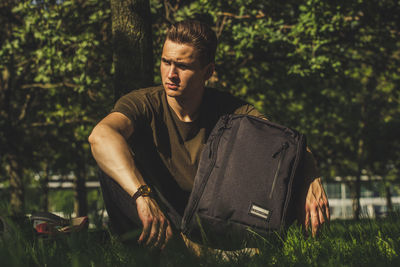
[161, 39, 213, 99]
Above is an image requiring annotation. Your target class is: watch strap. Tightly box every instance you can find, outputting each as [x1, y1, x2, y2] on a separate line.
[132, 185, 152, 201]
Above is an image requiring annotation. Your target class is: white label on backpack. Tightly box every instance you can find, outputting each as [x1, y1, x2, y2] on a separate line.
[249, 204, 270, 220]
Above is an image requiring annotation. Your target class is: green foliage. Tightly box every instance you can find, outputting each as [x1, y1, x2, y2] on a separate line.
[49, 190, 75, 215]
[0, 0, 113, 214]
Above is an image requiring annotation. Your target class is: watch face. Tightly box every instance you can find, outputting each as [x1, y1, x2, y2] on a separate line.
[132, 185, 152, 200]
[140, 185, 151, 196]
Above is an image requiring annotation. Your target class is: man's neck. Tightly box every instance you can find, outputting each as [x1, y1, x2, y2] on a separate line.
[166, 90, 204, 122]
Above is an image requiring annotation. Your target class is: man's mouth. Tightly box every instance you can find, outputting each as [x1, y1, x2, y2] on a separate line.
[166, 83, 179, 90]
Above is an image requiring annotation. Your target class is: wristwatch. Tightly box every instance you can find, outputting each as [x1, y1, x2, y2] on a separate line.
[132, 185, 152, 201]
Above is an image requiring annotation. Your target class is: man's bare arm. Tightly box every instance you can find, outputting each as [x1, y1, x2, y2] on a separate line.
[88, 112, 172, 249]
[88, 112, 143, 195]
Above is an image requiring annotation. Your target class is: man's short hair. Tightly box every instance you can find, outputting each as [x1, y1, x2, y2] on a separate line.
[166, 20, 217, 67]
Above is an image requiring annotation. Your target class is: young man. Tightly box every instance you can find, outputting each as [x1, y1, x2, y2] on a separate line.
[88, 20, 329, 250]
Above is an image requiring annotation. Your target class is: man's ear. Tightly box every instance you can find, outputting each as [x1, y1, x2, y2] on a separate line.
[203, 63, 215, 81]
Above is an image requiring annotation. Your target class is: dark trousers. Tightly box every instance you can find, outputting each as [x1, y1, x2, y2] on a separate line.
[98, 170, 192, 259]
[98, 170, 142, 236]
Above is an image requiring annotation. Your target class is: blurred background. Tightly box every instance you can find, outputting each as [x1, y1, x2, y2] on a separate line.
[1, 0, 399, 227]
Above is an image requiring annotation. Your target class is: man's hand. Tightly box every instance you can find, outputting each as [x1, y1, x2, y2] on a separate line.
[302, 177, 330, 237]
[136, 197, 173, 250]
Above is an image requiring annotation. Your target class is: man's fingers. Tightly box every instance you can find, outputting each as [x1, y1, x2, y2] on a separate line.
[145, 217, 159, 246]
[310, 210, 320, 237]
[317, 203, 325, 225]
[323, 198, 331, 222]
[326, 204, 331, 221]
[135, 198, 175, 249]
[161, 223, 173, 250]
[318, 198, 330, 224]
[153, 218, 167, 249]
[318, 208, 325, 231]
[165, 223, 173, 243]
[304, 210, 310, 231]
[138, 218, 151, 244]
[302, 177, 330, 238]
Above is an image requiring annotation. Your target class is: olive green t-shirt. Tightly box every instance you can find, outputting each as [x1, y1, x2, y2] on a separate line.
[111, 85, 320, 217]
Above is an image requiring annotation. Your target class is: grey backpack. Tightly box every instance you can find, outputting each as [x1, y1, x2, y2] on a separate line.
[181, 114, 306, 249]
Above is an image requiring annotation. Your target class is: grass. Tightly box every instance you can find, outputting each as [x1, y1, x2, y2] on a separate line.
[1, 216, 400, 267]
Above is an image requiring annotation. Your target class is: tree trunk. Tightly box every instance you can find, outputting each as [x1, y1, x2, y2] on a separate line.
[385, 182, 393, 214]
[5, 154, 24, 216]
[40, 163, 49, 212]
[74, 173, 88, 217]
[352, 174, 361, 220]
[3, 52, 25, 216]
[353, 137, 364, 220]
[74, 150, 88, 217]
[111, 0, 154, 100]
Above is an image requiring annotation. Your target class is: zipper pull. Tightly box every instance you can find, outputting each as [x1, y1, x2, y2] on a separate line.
[272, 142, 289, 158]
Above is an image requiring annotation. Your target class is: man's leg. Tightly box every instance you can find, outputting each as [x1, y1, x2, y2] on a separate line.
[98, 169, 202, 257]
[98, 170, 142, 236]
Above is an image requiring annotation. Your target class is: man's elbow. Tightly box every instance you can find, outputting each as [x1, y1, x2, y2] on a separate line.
[88, 125, 105, 146]
[88, 131, 95, 146]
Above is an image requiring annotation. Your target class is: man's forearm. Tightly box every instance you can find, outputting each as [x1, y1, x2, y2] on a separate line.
[89, 124, 145, 196]
[90, 122, 174, 247]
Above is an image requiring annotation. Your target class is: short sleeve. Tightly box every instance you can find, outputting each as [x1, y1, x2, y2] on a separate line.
[110, 90, 152, 132]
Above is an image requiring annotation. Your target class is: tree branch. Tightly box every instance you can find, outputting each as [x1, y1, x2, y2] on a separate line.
[26, 118, 94, 128]
[215, 15, 228, 39]
[217, 11, 266, 19]
[21, 82, 78, 89]
[18, 93, 31, 121]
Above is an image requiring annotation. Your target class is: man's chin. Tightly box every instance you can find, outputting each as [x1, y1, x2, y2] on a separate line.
[164, 87, 182, 97]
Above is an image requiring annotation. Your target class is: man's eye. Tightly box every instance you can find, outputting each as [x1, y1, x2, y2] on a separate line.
[178, 64, 188, 69]
[162, 59, 170, 65]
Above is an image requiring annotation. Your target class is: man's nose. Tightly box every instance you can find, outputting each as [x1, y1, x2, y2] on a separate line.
[167, 64, 178, 79]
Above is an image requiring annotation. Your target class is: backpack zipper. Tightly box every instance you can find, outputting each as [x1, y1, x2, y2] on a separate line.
[281, 135, 305, 227]
[182, 116, 230, 232]
[269, 142, 289, 199]
[208, 115, 230, 158]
